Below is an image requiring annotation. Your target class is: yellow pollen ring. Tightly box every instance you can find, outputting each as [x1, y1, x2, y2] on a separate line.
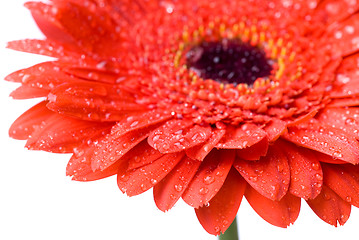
[170, 19, 301, 95]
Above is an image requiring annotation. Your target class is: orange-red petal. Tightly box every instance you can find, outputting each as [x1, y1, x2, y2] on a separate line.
[182, 149, 235, 208]
[185, 128, 226, 161]
[328, 13, 359, 57]
[216, 123, 267, 149]
[7, 39, 72, 58]
[195, 169, 246, 235]
[117, 152, 185, 197]
[112, 109, 172, 138]
[9, 101, 53, 140]
[236, 137, 269, 161]
[235, 143, 290, 201]
[25, 2, 75, 46]
[316, 0, 359, 25]
[66, 147, 120, 181]
[322, 164, 359, 208]
[10, 85, 49, 99]
[148, 120, 212, 153]
[279, 141, 323, 199]
[284, 124, 359, 164]
[153, 157, 201, 212]
[122, 140, 164, 171]
[263, 119, 287, 142]
[26, 114, 112, 153]
[307, 185, 351, 226]
[245, 186, 301, 228]
[330, 53, 359, 98]
[47, 82, 144, 121]
[90, 124, 159, 171]
[5, 62, 76, 90]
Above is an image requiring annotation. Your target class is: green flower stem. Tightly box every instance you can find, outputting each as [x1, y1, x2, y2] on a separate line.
[218, 217, 239, 240]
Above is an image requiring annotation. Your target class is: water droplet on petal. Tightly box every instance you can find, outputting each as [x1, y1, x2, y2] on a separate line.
[203, 175, 215, 185]
[199, 187, 209, 195]
[311, 162, 320, 170]
[323, 193, 331, 200]
[315, 173, 323, 181]
[174, 184, 183, 192]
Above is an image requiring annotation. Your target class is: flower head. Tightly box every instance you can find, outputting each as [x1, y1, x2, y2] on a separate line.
[6, 0, 359, 235]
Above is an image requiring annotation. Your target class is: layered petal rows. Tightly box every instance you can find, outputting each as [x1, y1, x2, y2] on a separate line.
[5, 0, 359, 235]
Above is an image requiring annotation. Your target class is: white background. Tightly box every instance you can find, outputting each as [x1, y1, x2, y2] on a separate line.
[0, 1, 358, 240]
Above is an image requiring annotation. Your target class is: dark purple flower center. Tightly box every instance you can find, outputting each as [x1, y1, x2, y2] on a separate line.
[186, 39, 273, 85]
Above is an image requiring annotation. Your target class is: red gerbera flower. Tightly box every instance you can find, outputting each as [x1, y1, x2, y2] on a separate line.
[5, 0, 359, 236]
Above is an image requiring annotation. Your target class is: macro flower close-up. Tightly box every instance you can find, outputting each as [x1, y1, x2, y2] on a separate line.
[3, 0, 359, 239]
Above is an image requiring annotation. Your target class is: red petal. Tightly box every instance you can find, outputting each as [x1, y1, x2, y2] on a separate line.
[25, 2, 75, 46]
[153, 157, 201, 212]
[307, 185, 351, 226]
[148, 120, 212, 153]
[182, 149, 235, 208]
[90, 124, 159, 171]
[328, 97, 359, 107]
[9, 101, 53, 140]
[10, 85, 49, 99]
[216, 123, 266, 149]
[330, 53, 359, 98]
[314, 151, 347, 164]
[195, 169, 246, 235]
[112, 109, 172, 138]
[316, 0, 359, 24]
[280, 141, 323, 199]
[236, 137, 269, 161]
[263, 119, 287, 142]
[328, 13, 359, 57]
[186, 128, 226, 161]
[54, 1, 124, 57]
[287, 110, 318, 127]
[5, 62, 76, 90]
[117, 152, 185, 196]
[316, 107, 359, 138]
[123, 140, 164, 171]
[7, 39, 71, 58]
[234, 144, 290, 201]
[26, 114, 112, 153]
[283, 124, 359, 164]
[62, 67, 121, 84]
[47, 82, 145, 121]
[245, 186, 301, 228]
[322, 164, 359, 208]
[66, 147, 120, 181]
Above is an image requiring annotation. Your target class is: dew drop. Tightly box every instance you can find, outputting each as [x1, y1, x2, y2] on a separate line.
[140, 184, 147, 191]
[199, 187, 209, 195]
[130, 121, 139, 128]
[315, 173, 323, 181]
[333, 151, 343, 158]
[323, 193, 331, 200]
[119, 174, 130, 182]
[311, 162, 320, 171]
[174, 184, 183, 192]
[249, 176, 258, 182]
[345, 196, 352, 203]
[203, 175, 215, 185]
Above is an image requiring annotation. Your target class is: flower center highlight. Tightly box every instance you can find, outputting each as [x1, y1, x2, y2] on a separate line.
[186, 39, 273, 85]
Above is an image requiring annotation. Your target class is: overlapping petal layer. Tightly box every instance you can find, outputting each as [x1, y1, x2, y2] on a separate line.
[6, 0, 359, 236]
